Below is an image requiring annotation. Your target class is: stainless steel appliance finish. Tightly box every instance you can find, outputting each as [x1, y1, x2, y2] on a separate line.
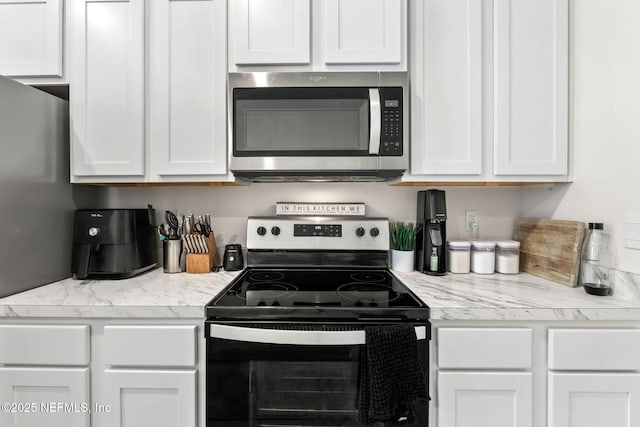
[229, 72, 408, 182]
[205, 216, 430, 426]
[0, 76, 103, 298]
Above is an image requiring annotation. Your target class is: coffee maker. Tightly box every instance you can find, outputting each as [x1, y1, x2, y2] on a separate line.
[416, 190, 447, 275]
[71, 207, 158, 279]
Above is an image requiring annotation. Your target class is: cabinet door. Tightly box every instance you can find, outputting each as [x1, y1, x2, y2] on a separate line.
[104, 369, 196, 427]
[0, 367, 89, 427]
[149, 0, 227, 177]
[410, 0, 482, 175]
[0, 0, 62, 77]
[438, 372, 532, 427]
[493, 0, 568, 175]
[549, 373, 640, 427]
[70, 0, 145, 177]
[324, 0, 404, 65]
[231, 0, 310, 65]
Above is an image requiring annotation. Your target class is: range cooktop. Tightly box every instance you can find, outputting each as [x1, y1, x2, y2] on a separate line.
[206, 267, 429, 321]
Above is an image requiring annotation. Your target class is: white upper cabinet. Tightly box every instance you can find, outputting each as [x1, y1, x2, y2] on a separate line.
[70, 0, 229, 183]
[324, 0, 403, 65]
[410, 0, 482, 175]
[407, 0, 569, 182]
[493, 0, 568, 176]
[229, 0, 407, 71]
[231, 0, 310, 65]
[148, 0, 227, 177]
[0, 0, 62, 77]
[70, 0, 145, 177]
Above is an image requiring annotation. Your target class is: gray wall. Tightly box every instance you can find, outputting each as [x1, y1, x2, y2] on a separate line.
[109, 183, 522, 252]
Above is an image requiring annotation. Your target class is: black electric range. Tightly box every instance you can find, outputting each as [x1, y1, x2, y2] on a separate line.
[206, 267, 428, 321]
[205, 217, 430, 427]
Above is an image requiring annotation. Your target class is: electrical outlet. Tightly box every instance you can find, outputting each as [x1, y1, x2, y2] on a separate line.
[465, 210, 479, 232]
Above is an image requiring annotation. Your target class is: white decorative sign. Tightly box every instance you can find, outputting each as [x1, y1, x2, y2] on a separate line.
[276, 202, 366, 216]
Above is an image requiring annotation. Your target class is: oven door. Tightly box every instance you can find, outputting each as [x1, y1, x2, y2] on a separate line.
[205, 322, 429, 427]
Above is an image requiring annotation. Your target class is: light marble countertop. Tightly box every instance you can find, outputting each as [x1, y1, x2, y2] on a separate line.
[1, 267, 640, 320]
[393, 270, 640, 321]
[0, 268, 240, 318]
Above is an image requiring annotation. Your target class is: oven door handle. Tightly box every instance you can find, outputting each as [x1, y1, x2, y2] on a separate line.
[368, 88, 381, 155]
[209, 324, 427, 346]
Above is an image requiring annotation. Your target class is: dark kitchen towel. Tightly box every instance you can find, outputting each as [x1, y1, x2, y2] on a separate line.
[358, 324, 428, 426]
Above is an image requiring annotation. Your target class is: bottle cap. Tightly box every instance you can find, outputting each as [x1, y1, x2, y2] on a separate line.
[588, 222, 604, 230]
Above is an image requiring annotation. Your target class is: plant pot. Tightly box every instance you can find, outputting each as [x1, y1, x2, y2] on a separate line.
[391, 249, 414, 272]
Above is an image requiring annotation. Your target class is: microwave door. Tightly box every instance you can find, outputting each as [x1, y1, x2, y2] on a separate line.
[233, 87, 372, 157]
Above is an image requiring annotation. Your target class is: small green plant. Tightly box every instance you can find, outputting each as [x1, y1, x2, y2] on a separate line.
[390, 221, 416, 251]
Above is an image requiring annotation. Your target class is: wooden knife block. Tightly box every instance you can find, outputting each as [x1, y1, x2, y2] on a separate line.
[186, 234, 220, 274]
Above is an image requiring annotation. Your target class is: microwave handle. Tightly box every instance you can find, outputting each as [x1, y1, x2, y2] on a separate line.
[368, 88, 381, 155]
[209, 324, 427, 346]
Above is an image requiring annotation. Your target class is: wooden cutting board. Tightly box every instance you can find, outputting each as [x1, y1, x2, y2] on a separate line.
[514, 218, 586, 287]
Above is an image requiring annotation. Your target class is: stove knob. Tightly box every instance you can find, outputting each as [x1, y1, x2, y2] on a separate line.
[257, 226, 267, 236]
[356, 227, 365, 237]
[370, 227, 380, 237]
[271, 226, 281, 236]
[88, 227, 100, 237]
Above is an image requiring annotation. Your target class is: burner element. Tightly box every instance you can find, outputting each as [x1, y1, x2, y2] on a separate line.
[241, 282, 298, 300]
[337, 282, 400, 304]
[249, 272, 285, 282]
[350, 272, 386, 283]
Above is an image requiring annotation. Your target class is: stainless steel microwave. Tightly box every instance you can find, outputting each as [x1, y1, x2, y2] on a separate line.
[229, 72, 408, 182]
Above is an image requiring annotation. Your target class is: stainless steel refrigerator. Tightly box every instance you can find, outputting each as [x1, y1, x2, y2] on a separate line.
[0, 76, 103, 298]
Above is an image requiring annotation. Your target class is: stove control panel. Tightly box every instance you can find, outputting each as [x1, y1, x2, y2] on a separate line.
[294, 224, 342, 237]
[247, 217, 389, 251]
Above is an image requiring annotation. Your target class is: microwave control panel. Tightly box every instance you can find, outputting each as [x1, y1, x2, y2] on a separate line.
[380, 87, 403, 156]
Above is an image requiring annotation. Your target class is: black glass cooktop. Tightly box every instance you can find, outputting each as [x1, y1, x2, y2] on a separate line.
[206, 268, 429, 321]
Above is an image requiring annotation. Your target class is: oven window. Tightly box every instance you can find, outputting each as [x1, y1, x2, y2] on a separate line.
[233, 88, 370, 156]
[254, 361, 358, 421]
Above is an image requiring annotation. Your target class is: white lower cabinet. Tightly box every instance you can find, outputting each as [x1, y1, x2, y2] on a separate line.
[0, 367, 90, 427]
[549, 373, 640, 427]
[103, 369, 197, 427]
[548, 328, 640, 427]
[436, 327, 533, 427]
[435, 324, 640, 427]
[0, 320, 202, 427]
[438, 372, 533, 427]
